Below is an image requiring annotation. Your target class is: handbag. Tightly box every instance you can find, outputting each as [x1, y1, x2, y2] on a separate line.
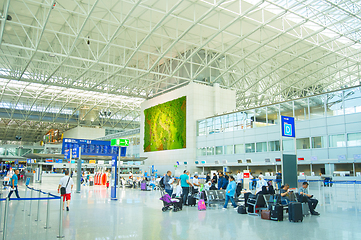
[261, 210, 271, 220]
[60, 177, 71, 195]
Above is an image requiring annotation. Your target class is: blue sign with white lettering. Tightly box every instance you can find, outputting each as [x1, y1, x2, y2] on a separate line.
[281, 116, 295, 138]
[72, 148, 80, 158]
[62, 138, 126, 157]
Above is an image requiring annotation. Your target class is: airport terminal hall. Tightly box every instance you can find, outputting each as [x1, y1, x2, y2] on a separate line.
[1, 0, 361, 239]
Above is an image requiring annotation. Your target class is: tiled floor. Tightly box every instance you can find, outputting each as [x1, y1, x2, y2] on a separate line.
[1, 179, 360, 240]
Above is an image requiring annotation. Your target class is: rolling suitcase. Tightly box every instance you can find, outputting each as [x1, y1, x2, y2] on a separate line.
[289, 202, 303, 222]
[261, 210, 271, 220]
[270, 204, 283, 221]
[238, 205, 247, 214]
[302, 202, 310, 216]
[140, 182, 147, 191]
[188, 195, 196, 206]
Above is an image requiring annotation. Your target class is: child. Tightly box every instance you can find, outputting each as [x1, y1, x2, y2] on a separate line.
[222, 176, 238, 210]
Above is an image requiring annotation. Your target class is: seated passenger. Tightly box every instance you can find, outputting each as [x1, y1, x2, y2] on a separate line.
[256, 176, 267, 194]
[204, 181, 212, 191]
[280, 184, 291, 205]
[298, 182, 320, 215]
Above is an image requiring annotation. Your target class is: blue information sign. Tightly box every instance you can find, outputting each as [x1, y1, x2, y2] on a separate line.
[111, 155, 117, 200]
[281, 116, 295, 138]
[62, 138, 125, 157]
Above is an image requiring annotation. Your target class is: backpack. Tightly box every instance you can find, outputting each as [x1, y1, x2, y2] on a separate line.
[159, 176, 165, 188]
[198, 199, 206, 211]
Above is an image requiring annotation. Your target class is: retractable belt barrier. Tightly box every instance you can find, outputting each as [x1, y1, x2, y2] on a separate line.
[0, 185, 64, 240]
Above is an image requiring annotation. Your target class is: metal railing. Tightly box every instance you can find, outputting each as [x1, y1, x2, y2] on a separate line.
[0, 186, 63, 240]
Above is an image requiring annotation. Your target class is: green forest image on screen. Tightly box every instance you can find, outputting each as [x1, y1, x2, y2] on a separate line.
[144, 96, 186, 152]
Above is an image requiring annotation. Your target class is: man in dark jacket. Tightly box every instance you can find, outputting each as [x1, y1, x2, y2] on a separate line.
[212, 173, 217, 184]
[218, 172, 228, 190]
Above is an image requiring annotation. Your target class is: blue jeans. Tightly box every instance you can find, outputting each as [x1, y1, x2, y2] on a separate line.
[8, 186, 20, 198]
[223, 195, 237, 208]
[165, 189, 172, 197]
[182, 187, 189, 205]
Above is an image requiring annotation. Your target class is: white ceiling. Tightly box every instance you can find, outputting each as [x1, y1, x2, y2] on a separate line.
[0, 0, 360, 142]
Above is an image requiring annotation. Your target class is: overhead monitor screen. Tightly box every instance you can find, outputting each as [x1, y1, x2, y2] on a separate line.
[144, 96, 186, 152]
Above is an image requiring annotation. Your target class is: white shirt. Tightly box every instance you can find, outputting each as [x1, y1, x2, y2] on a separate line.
[192, 178, 199, 190]
[59, 176, 74, 194]
[256, 179, 267, 194]
[176, 185, 182, 197]
[236, 173, 243, 183]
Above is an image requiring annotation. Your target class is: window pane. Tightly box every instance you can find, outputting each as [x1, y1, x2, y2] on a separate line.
[347, 133, 361, 147]
[282, 139, 295, 151]
[215, 146, 223, 155]
[207, 118, 213, 135]
[268, 140, 280, 151]
[223, 114, 234, 132]
[326, 91, 344, 116]
[256, 142, 267, 152]
[267, 105, 279, 125]
[245, 143, 255, 153]
[245, 110, 255, 129]
[234, 144, 244, 154]
[224, 145, 234, 154]
[234, 112, 246, 130]
[311, 136, 326, 148]
[197, 120, 206, 136]
[201, 148, 207, 156]
[294, 99, 309, 121]
[207, 147, 215, 155]
[329, 134, 346, 147]
[309, 95, 325, 119]
[296, 138, 310, 149]
[280, 102, 293, 118]
[255, 107, 267, 127]
[344, 87, 361, 114]
[214, 116, 222, 134]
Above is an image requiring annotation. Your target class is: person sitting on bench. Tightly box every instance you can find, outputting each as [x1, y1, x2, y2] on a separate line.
[280, 184, 291, 205]
[298, 182, 320, 216]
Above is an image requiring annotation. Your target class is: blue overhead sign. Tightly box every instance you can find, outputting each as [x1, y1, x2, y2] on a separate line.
[281, 116, 295, 137]
[62, 138, 126, 157]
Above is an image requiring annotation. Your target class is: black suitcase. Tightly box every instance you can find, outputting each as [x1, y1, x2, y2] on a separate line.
[288, 202, 303, 222]
[270, 204, 283, 221]
[187, 196, 196, 206]
[238, 205, 247, 214]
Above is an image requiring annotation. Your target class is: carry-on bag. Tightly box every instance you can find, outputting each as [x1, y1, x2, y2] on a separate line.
[237, 205, 247, 214]
[289, 202, 303, 222]
[270, 203, 283, 221]
[261, 210, 271, 220]
[198, 199, 206, 211]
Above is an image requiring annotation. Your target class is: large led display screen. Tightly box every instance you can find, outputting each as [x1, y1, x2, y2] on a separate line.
[144, 96, 186, 152]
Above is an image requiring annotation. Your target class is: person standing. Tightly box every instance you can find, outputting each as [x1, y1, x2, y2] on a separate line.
[180, 170, 193, 205]
[218, 172, 228, 190]
[164, 171, 173, 196]
[212, 173, 218, 184]
[205, 173, 211, 183]
[276, 171, 282, 190]
[192, 174, 200, 193]
[222, 176, 238, 210]
[8, 169, 20, 199]
[58, 170, 74, 211]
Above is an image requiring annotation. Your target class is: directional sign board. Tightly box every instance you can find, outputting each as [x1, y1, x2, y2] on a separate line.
[111, 139, 130, 147]
[281, 116, 295, 138]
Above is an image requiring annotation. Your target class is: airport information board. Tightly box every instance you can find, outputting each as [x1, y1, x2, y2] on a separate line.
[62, 138, 126, 157]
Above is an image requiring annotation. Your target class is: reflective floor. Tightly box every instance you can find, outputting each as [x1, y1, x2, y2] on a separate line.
[1, 179, 361, 240]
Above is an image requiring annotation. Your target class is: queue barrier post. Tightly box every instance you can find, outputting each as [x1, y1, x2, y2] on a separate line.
[57, 196, 64, 238]
[35, 190, 41, 221]
[2, 198, 9, 240]
[28, 190, 33, 216]
[22, 187, 27, 211]
[44, 193, 51, 229]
